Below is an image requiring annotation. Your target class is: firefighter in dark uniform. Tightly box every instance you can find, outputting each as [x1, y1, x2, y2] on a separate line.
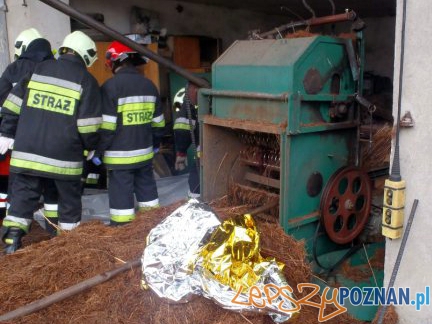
[173, 82, 200, 198]
[0, 31, 102, 253]
[93, 41, 165, 226]
[0, 28, 59, 234]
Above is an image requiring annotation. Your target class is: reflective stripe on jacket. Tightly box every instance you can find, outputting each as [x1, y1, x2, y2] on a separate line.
[173, 100, 199, 155]
[97, 66, 165, 170]
[0, 54, 102, 180]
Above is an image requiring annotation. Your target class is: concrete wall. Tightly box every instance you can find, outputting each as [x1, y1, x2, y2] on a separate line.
[70, 0, 288, 51]
[363, 16, 395, 79]
[70, 0, 396, 75]
[327, 16, 396, 79]
[5, 0, 70, 61]
[385, 0, 432, 323]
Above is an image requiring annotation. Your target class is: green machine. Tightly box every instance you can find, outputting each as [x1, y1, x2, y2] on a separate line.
[198, 34, 384, 321]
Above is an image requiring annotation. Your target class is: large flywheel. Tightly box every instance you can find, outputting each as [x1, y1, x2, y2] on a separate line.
[320, 166, 372, 244]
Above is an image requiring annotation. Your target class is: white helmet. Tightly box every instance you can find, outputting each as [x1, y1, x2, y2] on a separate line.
[173, 87, 186, 111]
[59, 31, 97, 67]
[14, 28, 43, 59]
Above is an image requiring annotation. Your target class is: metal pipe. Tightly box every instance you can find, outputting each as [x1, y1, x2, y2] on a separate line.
[37, 0, 210, 89]
[308, 11, 356, 26]
[389, 0, 409, 182]
[258, 10, 357, 39]
[200, 89, 289, 102]
[377, 199, 419, 324]
[0, 259, 141, 321]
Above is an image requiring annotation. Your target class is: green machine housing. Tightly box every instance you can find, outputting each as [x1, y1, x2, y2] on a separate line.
[200, 36, 361, 242]
[198, 35, 383, 320]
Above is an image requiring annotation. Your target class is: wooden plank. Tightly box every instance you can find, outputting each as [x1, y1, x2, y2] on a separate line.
[88, 42, 160, 90]
[203, 115, 283, 134]
[245, 172, 280, 189]
[143, 42, 160, 90]
[173, 36, 200, 68]
[87, 41, 111, 85]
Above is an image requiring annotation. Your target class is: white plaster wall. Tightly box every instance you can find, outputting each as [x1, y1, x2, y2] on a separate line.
[385, 0, 432, 323]
[5, 0, 70, 61]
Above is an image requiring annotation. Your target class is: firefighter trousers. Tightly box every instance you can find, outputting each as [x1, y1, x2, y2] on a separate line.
[0, 176, 8, 219]
[42, 178, 59, 234]
[108, 164, 158, 224]
[7, 174, 82, 230]
[188, 158, 200, 195]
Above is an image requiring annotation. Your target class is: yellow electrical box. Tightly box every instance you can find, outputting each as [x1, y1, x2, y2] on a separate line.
[382, 179, 406, 239]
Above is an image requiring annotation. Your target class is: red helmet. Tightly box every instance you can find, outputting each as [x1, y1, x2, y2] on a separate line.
[105, 41, 146, 70]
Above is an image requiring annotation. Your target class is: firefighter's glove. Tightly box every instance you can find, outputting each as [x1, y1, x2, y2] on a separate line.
[92, 157, 102, 166]
[175, 153, 187, 171]
[87, 150, 102, 166]
[0, 136, 14, 155]
[86, 150, 95, 161]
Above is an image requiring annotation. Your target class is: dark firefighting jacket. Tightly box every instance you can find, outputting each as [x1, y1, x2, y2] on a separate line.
[173, 93, 199, 155]
[0, 39, 54, 169]
[0, 54, 102, 180]
[96, 66, 165, 170]
[0, 38, 54, 105]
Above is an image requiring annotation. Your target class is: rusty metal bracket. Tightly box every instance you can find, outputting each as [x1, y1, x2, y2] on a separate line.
[257, 10, 357, 39]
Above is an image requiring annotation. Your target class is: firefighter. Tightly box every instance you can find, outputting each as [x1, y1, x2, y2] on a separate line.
[173, 82, 200, 198]
[92, 41, 164, 226]
[0, 28, 58, 231]
[82, 149, 106, 191]
[0, 31, 102, 253]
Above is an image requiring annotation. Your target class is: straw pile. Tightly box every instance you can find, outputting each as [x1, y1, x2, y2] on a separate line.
[285, 30, 317, 39]
[361, 123, 393, 170]
[0, 200, 372, 324]
[340, 248, 385, 283]
[229, 184, 279, 217]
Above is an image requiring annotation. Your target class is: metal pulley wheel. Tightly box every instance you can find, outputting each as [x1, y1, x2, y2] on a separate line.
[320, 166, 372, 244]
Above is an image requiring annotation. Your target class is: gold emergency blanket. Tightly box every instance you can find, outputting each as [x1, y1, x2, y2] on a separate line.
[141, 200, 296, 323]
[199, 214, 284, 293]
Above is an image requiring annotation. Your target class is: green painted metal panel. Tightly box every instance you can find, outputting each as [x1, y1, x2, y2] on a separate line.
[211, 36, 356, 126]
[214, 38, 315, 67]
[280, 130, 355, 230]
[212, 97, 288, 124]
[169, 71, 211, 103]
[294, 39, 355, 95]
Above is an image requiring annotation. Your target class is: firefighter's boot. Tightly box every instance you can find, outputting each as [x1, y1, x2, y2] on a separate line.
[109, 220, 131, 227]
[1, 226, 25, 254]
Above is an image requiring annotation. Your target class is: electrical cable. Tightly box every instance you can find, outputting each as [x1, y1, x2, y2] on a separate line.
[390, 0, 408, 182]
[312, 221, 362, 274]
[280, 5, 305, 21]
[328, 0, 336, 15]
[302, 0, 316, 18]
